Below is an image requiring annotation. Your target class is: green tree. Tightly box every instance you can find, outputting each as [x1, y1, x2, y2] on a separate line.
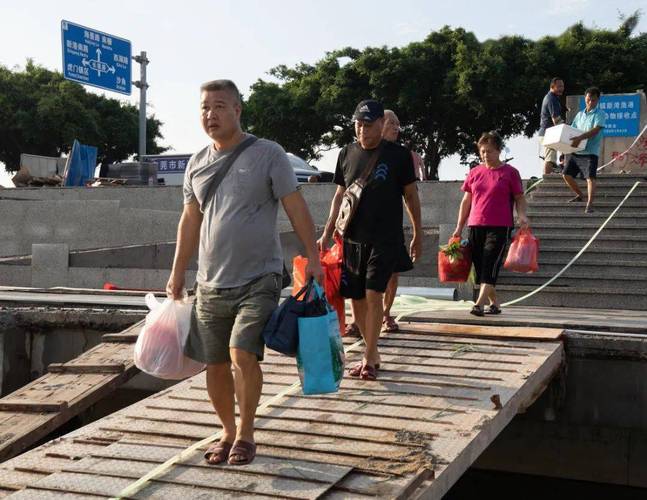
[244, 12, 647, 179]
[0, 60, 166, 172]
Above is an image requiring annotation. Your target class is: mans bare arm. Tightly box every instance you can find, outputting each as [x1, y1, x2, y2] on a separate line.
[281, 190, 324, 284]
[571, 126, 603, 147]
[403, 182, 423, 262]
[317, 185, 346, 251]
[166, 199, 203, 299]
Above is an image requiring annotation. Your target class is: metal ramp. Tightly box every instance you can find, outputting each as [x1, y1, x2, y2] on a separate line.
[0, 322, 564, 499]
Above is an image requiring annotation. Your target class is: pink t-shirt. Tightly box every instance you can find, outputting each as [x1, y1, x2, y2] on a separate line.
[461, 164, 523, 227]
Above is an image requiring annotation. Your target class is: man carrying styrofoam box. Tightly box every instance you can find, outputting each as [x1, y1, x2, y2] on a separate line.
[560, 86, 606, 214]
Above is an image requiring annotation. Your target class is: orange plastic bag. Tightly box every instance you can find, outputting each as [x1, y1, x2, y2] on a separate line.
[438, 237, 472, 282]
[292, 240, 345, 333]
[504, 227, 539, 273]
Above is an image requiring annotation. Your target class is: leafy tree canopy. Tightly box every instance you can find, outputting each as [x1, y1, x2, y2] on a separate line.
[243, 12, 646, 179]
[0, 60, 166, 172]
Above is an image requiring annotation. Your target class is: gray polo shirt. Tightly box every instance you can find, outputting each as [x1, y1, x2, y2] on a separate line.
[183, 134, 298, 288]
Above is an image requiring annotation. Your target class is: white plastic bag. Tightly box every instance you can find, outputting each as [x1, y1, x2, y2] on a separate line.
[134, 293, 205, 380]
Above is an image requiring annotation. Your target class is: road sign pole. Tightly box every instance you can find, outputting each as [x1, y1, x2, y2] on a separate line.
[133, 51, 149, 160]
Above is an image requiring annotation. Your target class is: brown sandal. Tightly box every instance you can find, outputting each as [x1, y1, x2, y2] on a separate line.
[348, 361, 363, 377]
[360, 364, 377, 381]
[204, 440, 232, 464]
[228, 440, 256, 465]
[382, 315, 399, 333]
[344, 322, 361, 337]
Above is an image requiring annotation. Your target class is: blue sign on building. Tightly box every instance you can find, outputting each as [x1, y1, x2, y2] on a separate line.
[61, 20, 131, 95]
[578, 94, 641, 137]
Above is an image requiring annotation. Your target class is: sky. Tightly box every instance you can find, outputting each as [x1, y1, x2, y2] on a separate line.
[1, 0, 645, 187]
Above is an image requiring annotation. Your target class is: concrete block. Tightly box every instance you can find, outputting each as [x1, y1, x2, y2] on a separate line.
[31, 244, 69, 288]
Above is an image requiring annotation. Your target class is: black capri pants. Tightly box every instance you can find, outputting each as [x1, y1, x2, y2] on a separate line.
[468, 226, 512, 286]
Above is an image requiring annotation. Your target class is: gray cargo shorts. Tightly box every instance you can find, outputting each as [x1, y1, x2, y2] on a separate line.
[184, 273, 281, 365]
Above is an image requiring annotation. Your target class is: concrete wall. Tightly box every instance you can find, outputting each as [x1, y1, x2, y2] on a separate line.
[1, 185, 184, 211]
[474, 330, 647, 488]
[0, 199, 180, 257]
[0, 181, 465, 289]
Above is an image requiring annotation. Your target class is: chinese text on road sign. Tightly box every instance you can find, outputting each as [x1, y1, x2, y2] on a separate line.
[61, 20, 131, 95]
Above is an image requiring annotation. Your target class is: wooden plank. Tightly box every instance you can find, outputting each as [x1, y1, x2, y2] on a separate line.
[88, 441, 353, 485]
[48, 364, 125, 374]
[61, 456, 351, 499]
[404, 306, 647, 334]
[0, 325, 565, 500]
[0, 400, 68, 412]
[397, 321, 564, 340]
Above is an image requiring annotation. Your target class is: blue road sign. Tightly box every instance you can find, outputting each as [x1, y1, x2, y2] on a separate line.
[61, 20, 131, 95]
[578, 94, 641, 138]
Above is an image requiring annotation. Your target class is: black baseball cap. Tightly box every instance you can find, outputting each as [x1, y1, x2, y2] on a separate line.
[352, 99, 384, 122]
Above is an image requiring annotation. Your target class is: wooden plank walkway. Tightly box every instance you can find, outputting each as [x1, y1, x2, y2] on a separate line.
[0, 321, 564, 499]
[0, 321, 144, 462]
[402, 306, 647, 334]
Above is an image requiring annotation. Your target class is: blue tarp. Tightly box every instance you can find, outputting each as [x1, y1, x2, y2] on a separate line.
[64, 139, 97, 186]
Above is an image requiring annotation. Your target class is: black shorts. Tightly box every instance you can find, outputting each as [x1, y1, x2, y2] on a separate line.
[564, 154, 598, 179]
[468, 226, 512, 286]
[341, 240, 405, 299]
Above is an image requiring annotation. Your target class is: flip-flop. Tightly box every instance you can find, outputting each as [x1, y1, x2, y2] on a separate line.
[228, 440, 256, 465]
[360, 364, 377, 381]
[486, 305, 502, 315]
[470, 305, 484, 317]
[344, 322, 361, 337]
[382, 316, 399, 333]
[348, 361, 364, 377]
[204, 440, 233, 464]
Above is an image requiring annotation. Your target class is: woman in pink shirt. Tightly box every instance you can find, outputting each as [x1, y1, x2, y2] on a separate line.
[453, 132, 529, 316]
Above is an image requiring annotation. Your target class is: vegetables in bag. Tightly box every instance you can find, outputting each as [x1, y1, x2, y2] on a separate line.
[438, 237, 472, 282]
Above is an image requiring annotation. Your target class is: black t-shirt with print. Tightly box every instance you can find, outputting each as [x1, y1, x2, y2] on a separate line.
[333, 140, 416, 244]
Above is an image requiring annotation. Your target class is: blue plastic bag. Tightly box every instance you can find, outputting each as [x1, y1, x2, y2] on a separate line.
[296, 282, 345, 395]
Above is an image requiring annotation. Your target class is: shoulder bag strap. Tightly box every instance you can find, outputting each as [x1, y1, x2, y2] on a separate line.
[203, 135, 258, 205]
[357, 142, 383, 184]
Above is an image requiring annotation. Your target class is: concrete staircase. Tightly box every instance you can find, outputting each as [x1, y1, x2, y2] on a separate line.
[496, 173, 647, 310]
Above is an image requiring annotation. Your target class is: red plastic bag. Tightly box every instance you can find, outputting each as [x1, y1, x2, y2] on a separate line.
[504, 227, 539, 273]
[292, 240, 345, 333]
[134, 294, 205, 380]
[438, 237, 472, 282]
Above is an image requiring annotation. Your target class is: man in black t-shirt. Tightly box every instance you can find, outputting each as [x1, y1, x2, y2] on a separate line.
[317, 99, 422, 381]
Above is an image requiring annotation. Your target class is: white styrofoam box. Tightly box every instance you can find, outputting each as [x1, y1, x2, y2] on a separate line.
[542, 124, 587, 154]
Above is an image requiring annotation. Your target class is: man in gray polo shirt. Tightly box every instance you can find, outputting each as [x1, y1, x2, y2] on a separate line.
[166, 79, 322, 466]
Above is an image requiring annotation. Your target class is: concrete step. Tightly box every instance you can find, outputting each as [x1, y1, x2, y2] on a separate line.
[497, 269, 646, 289]
[531, 222, 647, 238]
[527, 203, 647, 216]
[527, 211, 647, 221]
[530, 187, 647, 200]
[495, 285, 647, 310]
[535, 233, 647, 250]
[528, 199, 647, 209]
[538, 245, 647, 260]
[516, 258, 647, 279]
[538, 173, 647, 183]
